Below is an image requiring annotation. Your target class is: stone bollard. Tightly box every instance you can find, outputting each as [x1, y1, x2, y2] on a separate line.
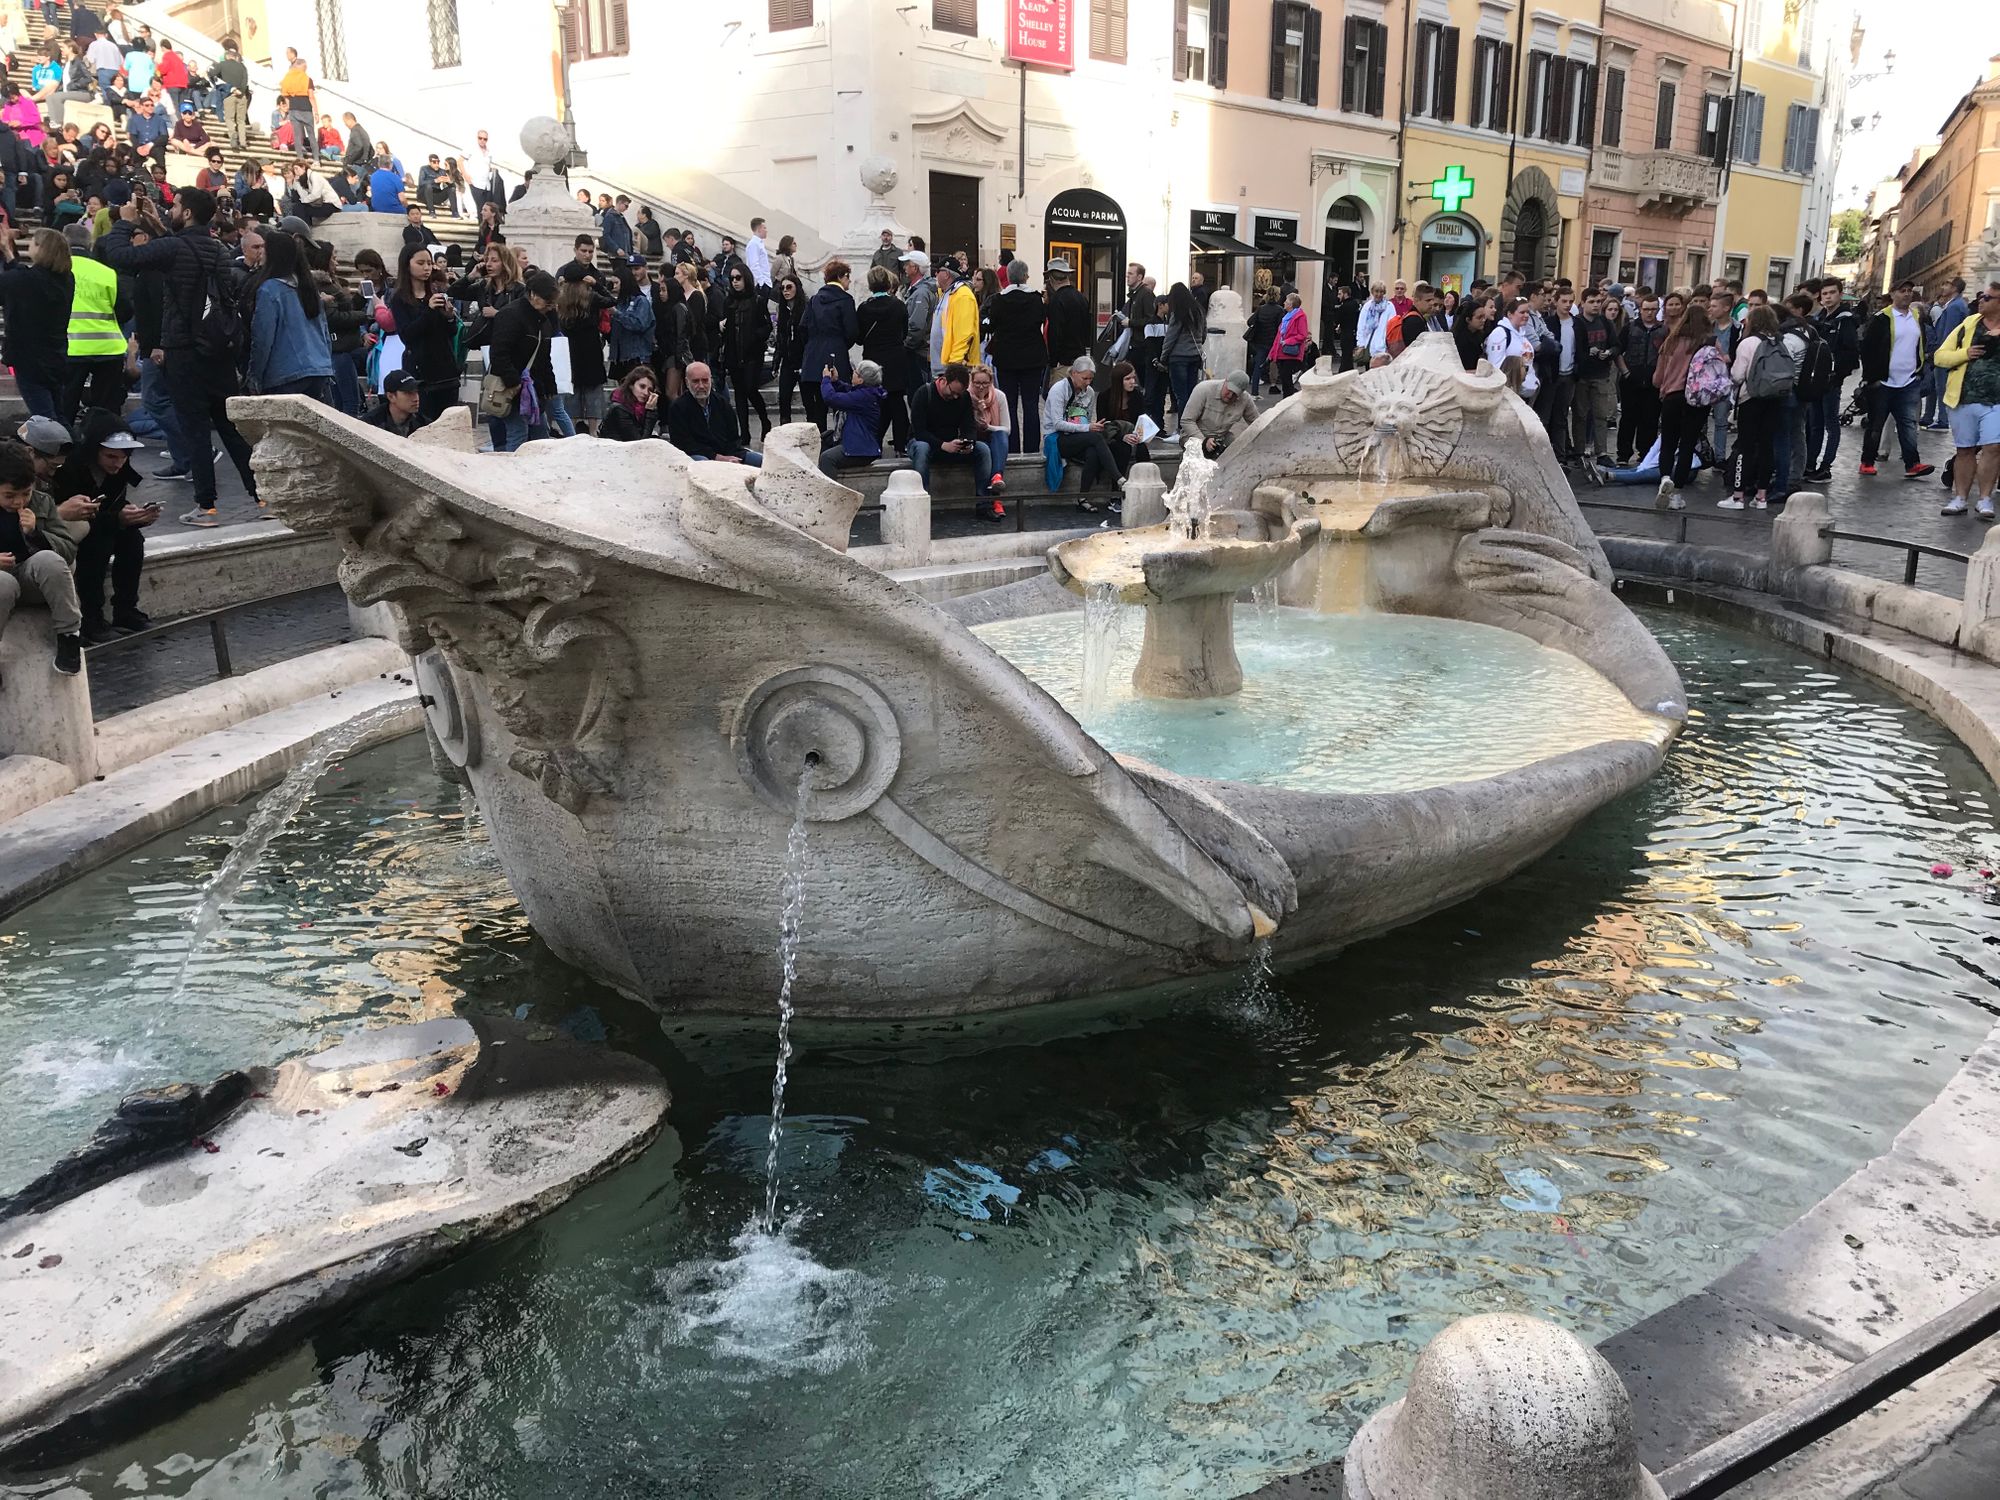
[1769, 490, 1833, 575]
[880, 469, 933, 568]
[1962, 526, 2000, 662]
[1122, 462, 1169, 529]
[1344, 1314, 1665, 1500]
[0, 611, 96, 783]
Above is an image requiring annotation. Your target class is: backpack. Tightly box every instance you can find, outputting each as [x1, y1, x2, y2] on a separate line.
[1745, 335, 1796, 400]
[1685, 345, 1733, 407]
[1793, 322, 1835, 399]
[188, 242, 245, 364]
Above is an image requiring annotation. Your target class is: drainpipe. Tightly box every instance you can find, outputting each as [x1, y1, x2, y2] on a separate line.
[1396, 0, 1417, 278]
[1712, 0, 1743, 281]
[1504, 0, 1528, 267]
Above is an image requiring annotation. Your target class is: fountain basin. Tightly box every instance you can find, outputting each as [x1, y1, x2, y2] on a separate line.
[226, 337, 1680, 1018]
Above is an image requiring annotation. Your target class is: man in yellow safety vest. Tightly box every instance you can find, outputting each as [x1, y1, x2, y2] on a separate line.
[60, 223, 133, 431]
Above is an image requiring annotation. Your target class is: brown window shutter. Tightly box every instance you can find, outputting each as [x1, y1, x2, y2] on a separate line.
[1268, 0, 1287, 99]
[607, 0, 628, 54]
[1173, 0, 1188, 81]
[934, 0, 976, 36]
[1300, 5, 1320, 106]
[1410, 20, 1432, 112]
[1576, 61, 1597, 145]
[1437, 25, 1458, 122]
[561, 3, 584, 58]
[768, 0, 811, 32]
[1495, 41, 1512, 131]
[1603, 65, 1623, 148]
[1212, 0, 1230, 86]
[1338, 14, 1358, 110]
[1365, 21, 1384, 116]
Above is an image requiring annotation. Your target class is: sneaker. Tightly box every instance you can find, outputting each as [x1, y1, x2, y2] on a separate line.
[1981, 497, 1997, 522]
[1805, 467, 1833, 483]
[112, 607, 151, 631]
[79, 617, 115, 644]
[1076, 498, 1102, 513]
[53, 632, 81, 675]
[1717, 496, 1746, 510]
[989, 474, 1004, 491]
[1655, 477, 1677, 508]
[1108, 501, 1122, 516]
[1943, 497, 1969, 516]
[1858, 463, 1877, 476]
[978, 501, 1005, 523]
[152, 465, 193, 481]
[1905, 462, 1936, 479]
[1750, 496, 1769, 509]
[1667, 494, 1686, 510]
[180, 507, 220, 527]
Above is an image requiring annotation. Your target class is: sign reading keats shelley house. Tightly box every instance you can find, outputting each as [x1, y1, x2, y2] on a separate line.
[1008, 0, 1073, 69]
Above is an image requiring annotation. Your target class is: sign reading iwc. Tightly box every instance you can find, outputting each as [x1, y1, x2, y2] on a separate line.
[1007, 0, 1073, 70]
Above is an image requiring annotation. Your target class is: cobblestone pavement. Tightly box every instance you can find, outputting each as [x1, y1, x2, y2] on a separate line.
[84, 585, 355, 717]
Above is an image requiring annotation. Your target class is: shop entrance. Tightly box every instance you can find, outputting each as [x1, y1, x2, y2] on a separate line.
[1420, 214, 1480, 294]
[1045, 188, 1127, 329]
[1323, 197, 1368, 290]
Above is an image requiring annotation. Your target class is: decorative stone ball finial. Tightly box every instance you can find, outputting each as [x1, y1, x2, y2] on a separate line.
[519, 116, 573, 173]
[859, 155, 899, 199]
[1345, 1314, 1665, 1500]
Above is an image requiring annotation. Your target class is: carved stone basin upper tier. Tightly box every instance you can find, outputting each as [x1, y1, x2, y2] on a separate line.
[228, 336, 1683, 1019]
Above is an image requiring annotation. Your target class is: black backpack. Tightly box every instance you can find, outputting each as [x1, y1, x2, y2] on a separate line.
[1793, 320, 1835, 400]
[190, 242, 246, 364]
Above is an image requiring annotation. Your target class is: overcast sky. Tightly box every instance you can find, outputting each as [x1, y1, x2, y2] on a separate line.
[1832, 0, 1989, 206]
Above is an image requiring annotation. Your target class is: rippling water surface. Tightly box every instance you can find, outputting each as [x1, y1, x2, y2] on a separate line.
[2, 607, 1996, 1500]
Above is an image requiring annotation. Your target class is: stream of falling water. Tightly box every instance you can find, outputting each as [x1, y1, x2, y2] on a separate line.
[1079, 581, 1126, 712]
[761, 766, 813, 1234]
[156, 701, 412, 1020]
[1252, 577, 1280, 623]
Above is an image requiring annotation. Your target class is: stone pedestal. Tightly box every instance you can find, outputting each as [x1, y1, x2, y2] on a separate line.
[498, 117, 600, 278]
[1345, 1314, 1665, 1500]
[0, 611, 95, 782]
[1204, 287, 1248, 383]
[312, 212, 415, 270]
[880, 469, 932, 567]
[1135, 592, 1241, 697]
[1770, 491, 1834, 575]
[1121, 462, 1169, 528]
[832, 157, 915, 308]
[1962, 525, 2000, 662]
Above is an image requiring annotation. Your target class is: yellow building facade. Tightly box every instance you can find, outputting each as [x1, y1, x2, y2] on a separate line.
[1396, 0, 1608, 288]
[1713, 0, 1828, 295]
[1891, 58, 2000, 295]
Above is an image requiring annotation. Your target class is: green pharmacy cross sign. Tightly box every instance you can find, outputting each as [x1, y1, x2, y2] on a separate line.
[1430, 165, 1475, 213]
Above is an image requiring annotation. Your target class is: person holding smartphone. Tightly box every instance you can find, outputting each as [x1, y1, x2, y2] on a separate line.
[55, 409, 155, 641]
[1935, 283, 2000, 520]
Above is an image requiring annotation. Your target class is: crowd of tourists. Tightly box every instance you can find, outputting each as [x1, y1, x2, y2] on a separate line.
[1317, 267, 2000, 518]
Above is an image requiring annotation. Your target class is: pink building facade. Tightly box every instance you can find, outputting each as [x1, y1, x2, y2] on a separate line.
[1581, 0, 1734, 294]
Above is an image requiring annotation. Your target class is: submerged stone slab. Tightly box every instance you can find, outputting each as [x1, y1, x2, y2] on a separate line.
[0, 1016, 667, 1465]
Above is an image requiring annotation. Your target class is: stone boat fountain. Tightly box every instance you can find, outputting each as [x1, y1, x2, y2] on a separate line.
[232, 335, 1683, 1018]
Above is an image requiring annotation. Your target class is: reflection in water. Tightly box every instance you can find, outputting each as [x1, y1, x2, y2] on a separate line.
[2, 609, 1997, 1499]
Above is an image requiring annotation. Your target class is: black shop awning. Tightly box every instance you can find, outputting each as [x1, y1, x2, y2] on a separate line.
[1191, 228, 1259, 255]
[1257, 239, 1326, 261]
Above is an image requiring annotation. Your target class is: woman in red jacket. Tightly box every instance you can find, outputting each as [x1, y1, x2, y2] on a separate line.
[1267, 291, 1311, 397]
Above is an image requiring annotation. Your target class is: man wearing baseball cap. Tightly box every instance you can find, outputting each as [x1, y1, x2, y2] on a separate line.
[899, 249, 936, 387]
[363, 370, 429, 438]
[55, 412, 156, 641]
[17, 417, 95, 540]
[0, 437, 86, 678]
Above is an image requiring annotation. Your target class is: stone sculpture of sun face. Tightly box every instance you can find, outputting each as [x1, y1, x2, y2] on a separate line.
[1330, 362, 1465, 478]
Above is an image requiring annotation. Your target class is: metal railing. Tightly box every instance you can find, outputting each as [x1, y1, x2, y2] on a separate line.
[1818, 527, 1972, 586]
[1574, 496, 1759, 546]
[82, 583, 338, 686]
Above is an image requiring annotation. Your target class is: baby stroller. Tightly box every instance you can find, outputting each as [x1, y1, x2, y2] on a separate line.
[1839, 382, 1870, 427]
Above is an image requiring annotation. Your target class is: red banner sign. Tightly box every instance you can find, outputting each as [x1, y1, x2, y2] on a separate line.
[1007, 0, 1073, 70]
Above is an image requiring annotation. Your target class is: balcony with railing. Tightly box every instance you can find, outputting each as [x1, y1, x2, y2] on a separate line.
[1591, 148, 1722, 212]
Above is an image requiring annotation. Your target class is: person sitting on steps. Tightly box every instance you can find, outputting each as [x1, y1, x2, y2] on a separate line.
[0, 436, 85, 679]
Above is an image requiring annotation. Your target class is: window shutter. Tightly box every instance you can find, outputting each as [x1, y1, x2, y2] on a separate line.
[1300, 5, 1321, 106]
[767, 0, 810, 32]
[607, 0, 628, 53]
[1602, 65, 1623, 147]
[1339, 15, 1359, 111]
[1577, 61, 1597, 146]
[1173, 0, 1188, 81]
[1782, 105, 1799, 170]
[933, 0, 975, 35]
[1711, 92, 1732, 165]
[1268, 0, 1287, 99]
[1495, 41, 1512, 131]
[1411, 20, 1433, 113]
[1803, 107, 1818, 171]
[562, 2, 585, 57]
[1545, 53, 1566, 142]
[1469, 37, 1488, 128]
[1437, 26, 1459, 122]
[1655, 81, 1675, 149]
[1212, 0, 1230, 86]
[1366, 20, 1385, 115]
